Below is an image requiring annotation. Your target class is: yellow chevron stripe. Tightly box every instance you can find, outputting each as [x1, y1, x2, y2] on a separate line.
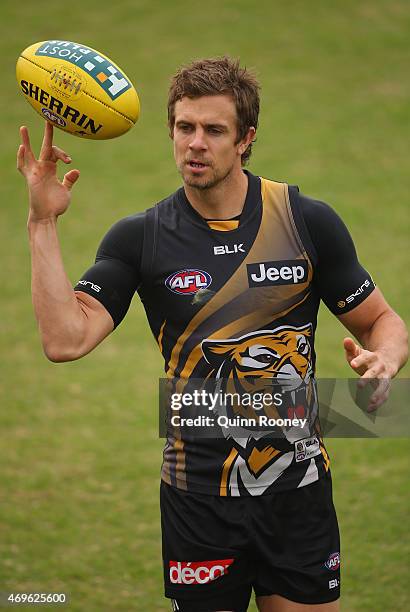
[157, 319, 166, 354]
[219, 448, 238, 496]
[174, 438, 187, 490]
[320, 444, 331, 472]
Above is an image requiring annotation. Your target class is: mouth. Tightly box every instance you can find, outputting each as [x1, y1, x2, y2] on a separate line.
[186, 160, 209, 171]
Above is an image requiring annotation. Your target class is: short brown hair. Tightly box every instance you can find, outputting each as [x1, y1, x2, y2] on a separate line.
[168, 57, 260, 165]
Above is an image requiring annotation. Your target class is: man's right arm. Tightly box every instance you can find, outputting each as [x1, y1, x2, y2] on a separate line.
[28, 217, 114, 362]
[18, 122, 128, 362]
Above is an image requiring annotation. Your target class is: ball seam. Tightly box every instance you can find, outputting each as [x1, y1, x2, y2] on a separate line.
[20, 54, 136, 125]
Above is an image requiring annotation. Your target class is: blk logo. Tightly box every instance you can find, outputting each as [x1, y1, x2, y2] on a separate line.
[213, 244, 245, 255]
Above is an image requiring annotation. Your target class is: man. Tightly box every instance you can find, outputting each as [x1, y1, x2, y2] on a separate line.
[18, 57, 407, 612]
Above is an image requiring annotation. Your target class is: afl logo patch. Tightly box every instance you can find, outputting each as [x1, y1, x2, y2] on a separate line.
[166, 269, 212, 295]
[325, 552, 340, 571]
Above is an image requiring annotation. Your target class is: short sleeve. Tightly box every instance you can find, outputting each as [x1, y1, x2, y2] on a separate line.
[74, 212, 145, 328]
[289, 190, 376, 314]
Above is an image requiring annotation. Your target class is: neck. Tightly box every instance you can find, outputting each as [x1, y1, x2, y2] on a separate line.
[184, 168, 249, 220]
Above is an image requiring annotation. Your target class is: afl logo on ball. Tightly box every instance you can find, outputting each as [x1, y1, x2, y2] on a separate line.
[41, 108, 66, 127]
[166, 269, 212, 295]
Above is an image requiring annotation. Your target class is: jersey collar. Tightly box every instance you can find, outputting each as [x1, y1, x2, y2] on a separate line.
[176, 170, 261, 232]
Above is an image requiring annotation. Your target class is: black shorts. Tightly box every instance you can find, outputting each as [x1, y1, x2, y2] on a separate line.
[161, 473, 340, 611]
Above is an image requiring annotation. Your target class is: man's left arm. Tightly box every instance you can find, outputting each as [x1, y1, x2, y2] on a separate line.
[294, 192, 409, 410]
[338, 288, 408, 411]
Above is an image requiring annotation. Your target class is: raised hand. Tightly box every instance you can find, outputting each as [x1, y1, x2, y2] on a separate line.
[17, 122, 80, 223]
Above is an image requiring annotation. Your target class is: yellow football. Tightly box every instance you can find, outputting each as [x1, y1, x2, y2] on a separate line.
[16, 40, 140, 140]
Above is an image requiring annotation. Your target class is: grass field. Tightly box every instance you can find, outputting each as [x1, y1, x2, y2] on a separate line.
[1, 1, 409, 610]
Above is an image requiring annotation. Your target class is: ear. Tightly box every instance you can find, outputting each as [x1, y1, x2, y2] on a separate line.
[238, 126, 256, 155]
[298, 323, 312, 337]
[202, 339, 238, 366]
[168, 118, 176, 140]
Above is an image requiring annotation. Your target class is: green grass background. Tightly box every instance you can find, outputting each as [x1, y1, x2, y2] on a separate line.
[1, 1, 409, 610]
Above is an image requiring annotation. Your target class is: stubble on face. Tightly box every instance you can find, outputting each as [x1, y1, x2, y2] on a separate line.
[177, 160, 235, 191]
[173, 95, 243, 194]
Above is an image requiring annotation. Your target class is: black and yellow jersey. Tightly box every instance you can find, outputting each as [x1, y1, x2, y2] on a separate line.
[75, 171, 375, 496]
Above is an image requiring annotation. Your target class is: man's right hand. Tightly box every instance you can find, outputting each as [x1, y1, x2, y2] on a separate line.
[17, 121, 80, 223]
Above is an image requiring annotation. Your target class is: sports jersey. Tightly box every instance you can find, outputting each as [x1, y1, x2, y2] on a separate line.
[75, 170, 375, 496]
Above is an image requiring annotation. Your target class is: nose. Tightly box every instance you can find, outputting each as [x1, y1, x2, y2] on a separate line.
[188, 128, 207, 152]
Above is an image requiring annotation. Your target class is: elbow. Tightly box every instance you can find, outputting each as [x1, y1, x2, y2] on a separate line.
[40, 322, 87, 363]
[42, 342, 81, 363]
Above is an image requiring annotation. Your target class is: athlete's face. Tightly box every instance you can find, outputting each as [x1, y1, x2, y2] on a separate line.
[172, 95, 253, 191]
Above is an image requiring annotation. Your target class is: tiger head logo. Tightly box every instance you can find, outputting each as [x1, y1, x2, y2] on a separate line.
[201, 323, 316, 443]
[202, 323, 313, 387]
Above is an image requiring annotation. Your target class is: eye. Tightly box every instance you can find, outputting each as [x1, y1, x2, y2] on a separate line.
[297, 336, 309, 355]
[240, 347, 280, 369]
[254, 353, 275, 364]
[178, 123, 193, 133]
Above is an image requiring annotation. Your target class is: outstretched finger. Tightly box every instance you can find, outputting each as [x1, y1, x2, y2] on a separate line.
[351, 352, 376, 371]
[19, 126, 35, 162]
[62, 169, 80, 190]
[17, 145, 26, 174]
[368, 378, 391, 411]
[343, 337, 360, 364]
[39, 121, 54, 161]
[357, 363, 383, 389]
[50, 145, 72, 164]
